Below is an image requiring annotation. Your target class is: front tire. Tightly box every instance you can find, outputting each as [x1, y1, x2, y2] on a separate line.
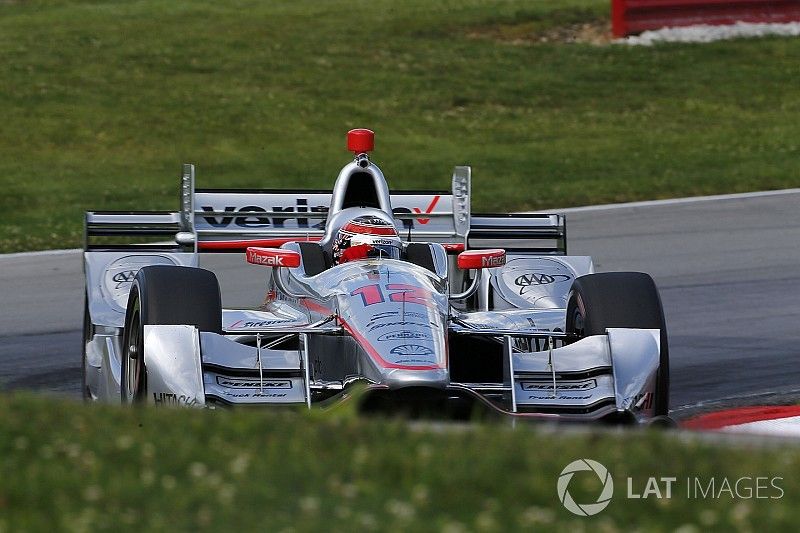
[566, 272, 670, 416]
[120, 266, 222, 404]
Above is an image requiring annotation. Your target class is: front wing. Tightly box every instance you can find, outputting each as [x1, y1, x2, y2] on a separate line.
[141, 323, 660, 422]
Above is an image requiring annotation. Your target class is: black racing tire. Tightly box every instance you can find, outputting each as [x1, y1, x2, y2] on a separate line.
[648, 415, 677, 429]
[82, 294, 92, 401]
[565, 272, 670, 416]
[120, 265, 222, 404]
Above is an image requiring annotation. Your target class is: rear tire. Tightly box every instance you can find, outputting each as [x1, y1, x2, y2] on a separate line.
[565, 272, 669, 416]
[120, 266, 221, 404]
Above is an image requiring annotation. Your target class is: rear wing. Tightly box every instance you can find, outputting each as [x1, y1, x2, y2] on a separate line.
[468, 214, 566, 255]
[85, 164, 569, 255]
[86, 164, 471, 252]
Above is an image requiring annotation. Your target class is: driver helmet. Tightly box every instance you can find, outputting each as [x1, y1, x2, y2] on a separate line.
[332, 215, 402, 264]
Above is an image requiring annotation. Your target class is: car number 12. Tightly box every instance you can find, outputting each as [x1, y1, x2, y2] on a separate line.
[350, 283, 431, 307]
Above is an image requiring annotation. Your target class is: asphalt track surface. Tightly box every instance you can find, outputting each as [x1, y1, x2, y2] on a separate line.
[1, 190, 799, 415]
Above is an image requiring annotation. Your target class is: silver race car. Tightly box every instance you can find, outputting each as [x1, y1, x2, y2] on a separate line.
[83, 129, 669, 422]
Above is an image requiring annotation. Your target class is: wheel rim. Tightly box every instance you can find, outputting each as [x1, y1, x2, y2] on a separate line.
[82, 297, 91, 399]
[572, 308, 585, 338]
[125, 309, 142, 402]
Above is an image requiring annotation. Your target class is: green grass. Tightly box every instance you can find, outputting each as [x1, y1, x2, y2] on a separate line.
[1, 393, 798, 531]
[2, 0, 800, 252]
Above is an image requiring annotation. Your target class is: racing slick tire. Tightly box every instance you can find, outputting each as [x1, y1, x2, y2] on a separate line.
[120, 265, 221, 404]
[565, 272, 670, 417]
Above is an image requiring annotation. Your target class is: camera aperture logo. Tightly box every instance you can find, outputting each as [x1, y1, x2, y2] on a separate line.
[557, 459, 614, 516]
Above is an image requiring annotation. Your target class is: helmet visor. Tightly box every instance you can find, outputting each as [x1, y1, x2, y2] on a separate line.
[365, 244, 401, 260]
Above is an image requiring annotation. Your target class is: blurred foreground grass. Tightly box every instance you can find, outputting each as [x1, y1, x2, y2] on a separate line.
[1, 393, 799, 530]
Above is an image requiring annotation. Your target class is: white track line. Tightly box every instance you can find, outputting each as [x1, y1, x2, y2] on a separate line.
[551, 188, 800, 214]
[1, 248, 82, 259]
[3, 188, 799, 260]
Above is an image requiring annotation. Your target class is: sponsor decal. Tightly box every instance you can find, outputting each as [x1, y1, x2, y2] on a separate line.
[521, 379, 597, 392]
[370, 311, 398, 321]
[377, 330, 432, 342]
[215, 376, 292, 389]
[514, 272, 572, 295]
[390, 344, 434, 357]
[369, 311, 427, 324]
[393, 196, 444, 229]
[199, 197, 444, 230]
[247, 250, 287, 266]
[111, 270, 137, 289]
[102, 255, 176, 312]
[228, 319, 292, 329]
[223, 391, 289, 399]
[481, 255, 506, 268]
[412, 195, 440, 225]
[499, 259, 575, 304]
[367, 321, 431, 332]
[529, 393, 592, 401]
[152, 392, 200, 406]
[200, 200, 328, 229]
[395, 359, 436, 365]
[629, 392, 653, 410]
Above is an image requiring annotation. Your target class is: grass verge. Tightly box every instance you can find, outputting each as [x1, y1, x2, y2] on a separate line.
[1, 0, 799, 252]
[1, 393, 799, 531]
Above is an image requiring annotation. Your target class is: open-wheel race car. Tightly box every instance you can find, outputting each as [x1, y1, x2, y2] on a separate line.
[83, 129, 669, 422]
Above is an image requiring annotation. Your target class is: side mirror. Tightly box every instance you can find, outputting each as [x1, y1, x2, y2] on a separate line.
[246, 247, 301, 268]
[450, 249, 505, 300]
[456, 249, 506, 270]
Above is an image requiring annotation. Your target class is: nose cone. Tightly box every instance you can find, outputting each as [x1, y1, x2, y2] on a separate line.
[381, 368, 450, 390]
